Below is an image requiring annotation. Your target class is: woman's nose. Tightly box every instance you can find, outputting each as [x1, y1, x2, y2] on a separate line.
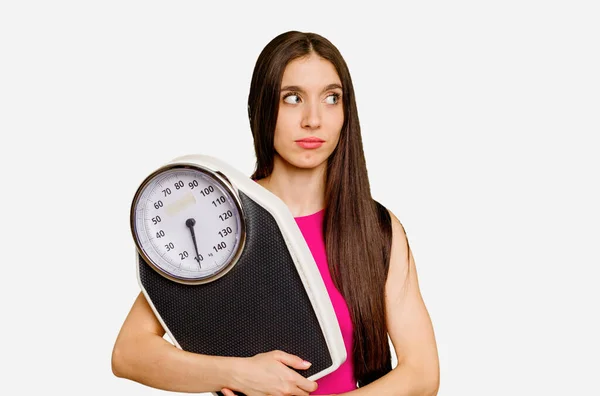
[301, 101, 321, 129]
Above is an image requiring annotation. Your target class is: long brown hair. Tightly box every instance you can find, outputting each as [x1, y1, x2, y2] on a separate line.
[247, 31, 408, 387]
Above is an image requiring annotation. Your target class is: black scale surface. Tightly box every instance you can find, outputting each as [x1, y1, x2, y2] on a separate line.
[139, 191, 333, 395]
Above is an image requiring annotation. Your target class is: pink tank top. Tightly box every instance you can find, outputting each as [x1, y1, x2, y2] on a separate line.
[294, 209, 357, 394]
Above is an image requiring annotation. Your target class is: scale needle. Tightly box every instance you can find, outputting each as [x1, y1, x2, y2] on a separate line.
[185, 218, 202, 269]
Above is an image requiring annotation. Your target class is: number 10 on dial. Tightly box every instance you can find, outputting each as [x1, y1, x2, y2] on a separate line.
[130, 164, 246, 285]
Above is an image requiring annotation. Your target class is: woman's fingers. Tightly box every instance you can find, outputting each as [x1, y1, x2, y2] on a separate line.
[222, 383, 313, 396]
[221, 388, 235, 396]
[272, 350, 312, 371]
[269, 350, 317, 394]
[296, 376, 318, 394]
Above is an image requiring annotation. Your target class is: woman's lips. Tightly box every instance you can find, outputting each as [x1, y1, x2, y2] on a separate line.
[296, 141, 324, 149]
[295, 138, 324, 149]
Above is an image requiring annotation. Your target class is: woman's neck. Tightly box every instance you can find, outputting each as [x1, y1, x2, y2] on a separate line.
[255, 155, 326, 217]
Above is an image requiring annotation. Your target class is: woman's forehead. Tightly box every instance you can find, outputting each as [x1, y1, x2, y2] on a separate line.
[281, 55, 342, 89]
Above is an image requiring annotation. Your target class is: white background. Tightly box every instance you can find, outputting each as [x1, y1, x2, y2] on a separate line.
[1, 1, 598, 395]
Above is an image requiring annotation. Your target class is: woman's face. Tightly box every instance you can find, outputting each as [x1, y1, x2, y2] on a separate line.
[273, 53, 344, 170]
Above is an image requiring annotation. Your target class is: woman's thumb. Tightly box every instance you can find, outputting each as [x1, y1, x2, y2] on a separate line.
[274, 351, 312, 369]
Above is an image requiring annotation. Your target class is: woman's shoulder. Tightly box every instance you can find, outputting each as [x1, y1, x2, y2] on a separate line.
[373, 200, 410, 272]
[373, 199, 406, 238]
[374, 200, 392, 227]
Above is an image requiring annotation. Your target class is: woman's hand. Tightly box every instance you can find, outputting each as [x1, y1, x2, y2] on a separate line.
[221, 350, 318, 396]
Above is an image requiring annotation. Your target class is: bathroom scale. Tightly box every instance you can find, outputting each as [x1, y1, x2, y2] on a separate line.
[129, 153, 346, 396]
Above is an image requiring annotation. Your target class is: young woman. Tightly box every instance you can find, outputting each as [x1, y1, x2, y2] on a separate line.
[112, 31, 439, 396]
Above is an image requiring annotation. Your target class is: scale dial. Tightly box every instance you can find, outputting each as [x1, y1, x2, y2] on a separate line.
[130, 164, 246, 285]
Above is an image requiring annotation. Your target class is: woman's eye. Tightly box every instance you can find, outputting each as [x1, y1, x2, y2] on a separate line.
[325, 94, 340, 105]
[283, 94, 300, 104]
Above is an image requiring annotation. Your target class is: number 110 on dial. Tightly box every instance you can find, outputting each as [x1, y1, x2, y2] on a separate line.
[131, 165, 246, 285]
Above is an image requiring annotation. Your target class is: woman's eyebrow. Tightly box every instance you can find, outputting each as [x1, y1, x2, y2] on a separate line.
[280, 83, 343, 93]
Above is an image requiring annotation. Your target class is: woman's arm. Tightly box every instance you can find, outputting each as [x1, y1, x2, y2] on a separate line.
[111, 292, 243, 393]
[337, 211, 440, 396]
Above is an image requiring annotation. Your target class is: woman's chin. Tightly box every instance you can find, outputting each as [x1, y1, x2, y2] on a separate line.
[285, 153, 327, 170]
